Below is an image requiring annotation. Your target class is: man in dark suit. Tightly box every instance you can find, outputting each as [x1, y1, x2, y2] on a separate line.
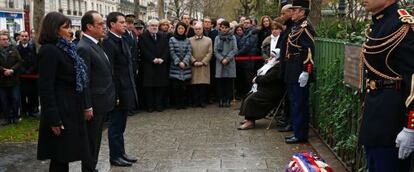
[17, 31, 38, 118]
[123, 15, 140, 115]
[77, 11, 116, 171]
[203, 16, 219, 103]
[102, 12, 138, 167]
[138, 19, 170, 112]
[0, 33, 22, 124]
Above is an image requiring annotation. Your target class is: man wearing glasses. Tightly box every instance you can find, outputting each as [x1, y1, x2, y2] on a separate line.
[77, 10, 116, 171]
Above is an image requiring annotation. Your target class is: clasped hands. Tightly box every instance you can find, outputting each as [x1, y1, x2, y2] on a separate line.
[193, 61, 204, 67]
[2, 69, 14, 76]
[153, 58, 164, 64]
[221, 58, 229, 65]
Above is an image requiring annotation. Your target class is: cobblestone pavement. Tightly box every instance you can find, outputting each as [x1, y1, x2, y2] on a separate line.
[0, 103, 343, 172]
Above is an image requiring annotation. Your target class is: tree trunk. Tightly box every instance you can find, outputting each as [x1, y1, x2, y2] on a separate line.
[33, 0, 45, 35]
[134, 0, 140, 18]
[174, 0, 180, 17]
[158, 0, 165, 19]
[309, 0, 321, 27]
[255, 0, 262, 16]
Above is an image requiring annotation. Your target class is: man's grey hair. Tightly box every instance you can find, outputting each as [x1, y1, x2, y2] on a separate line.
[148, 19, 159, 26]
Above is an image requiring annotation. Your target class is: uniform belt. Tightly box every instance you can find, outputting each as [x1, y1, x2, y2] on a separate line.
[367, 79, 401, 90]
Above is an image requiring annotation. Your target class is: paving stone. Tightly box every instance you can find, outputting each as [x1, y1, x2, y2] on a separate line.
[221, 159, 268, 169]
[0, 103, 347, 171]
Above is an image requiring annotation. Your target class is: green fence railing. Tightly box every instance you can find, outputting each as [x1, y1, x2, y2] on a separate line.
[311, 38, 366, 172]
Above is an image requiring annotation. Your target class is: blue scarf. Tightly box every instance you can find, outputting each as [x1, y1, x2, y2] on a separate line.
[55, 38, 88, 92]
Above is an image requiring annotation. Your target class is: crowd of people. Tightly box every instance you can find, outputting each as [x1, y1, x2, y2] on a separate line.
[1, 0, 413, 171]
[0, 0, 319, 171]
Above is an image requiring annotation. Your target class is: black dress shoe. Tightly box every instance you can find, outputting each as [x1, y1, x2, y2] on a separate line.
[147, 108, 153, 113]
[285, 136, 307, 144]
[122, 154, 137, 163]
[224, 100, 231, 107]
[278, 124, 292, 132]
[155, 107, 163, 112]
[110, 157, 133, 166]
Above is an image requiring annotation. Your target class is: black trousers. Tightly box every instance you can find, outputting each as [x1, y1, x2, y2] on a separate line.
[192, 84, 208, 106]
[82, 112, 107, 171]
[20, 78, 39, 115]
[235, 61, 255, 98]
[49, 159, 69, 172]
[216, 78, 234, 102]
[365, 146, 411, 172]
[208, 59, 217, 102]
[108, 108, 127, 159]
[171, 79, 190, 108]
[144, 86, 166, 110]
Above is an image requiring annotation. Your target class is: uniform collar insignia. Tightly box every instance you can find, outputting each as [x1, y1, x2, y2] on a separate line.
[301, 20, 308, 28]
[398, 9, 414, 24]
[375, 14, 384, 20]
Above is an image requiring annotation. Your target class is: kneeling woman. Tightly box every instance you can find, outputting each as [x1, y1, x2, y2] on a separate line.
[237, 56, 285, 130]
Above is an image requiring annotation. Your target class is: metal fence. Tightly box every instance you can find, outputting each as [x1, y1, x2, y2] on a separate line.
[310, 38, 366, 172]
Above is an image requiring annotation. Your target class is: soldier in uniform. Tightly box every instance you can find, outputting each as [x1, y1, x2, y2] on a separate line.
[283, 0, 315, 144]
[359, 0, 414, 171]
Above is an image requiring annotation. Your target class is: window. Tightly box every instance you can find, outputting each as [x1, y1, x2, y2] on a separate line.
[7, 0, 15, 8]
[67, 0, 70, 10]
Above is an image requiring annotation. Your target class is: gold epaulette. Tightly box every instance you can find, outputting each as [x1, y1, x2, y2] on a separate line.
[398, 9, 414, 24]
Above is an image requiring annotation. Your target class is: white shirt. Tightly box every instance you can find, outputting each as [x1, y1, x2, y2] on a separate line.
[270, 34, 281, 59]
[82, 33, 99, 44]
[109, 31, 122, 38]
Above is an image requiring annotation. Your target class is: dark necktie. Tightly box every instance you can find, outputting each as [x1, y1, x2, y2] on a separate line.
[97, 41, 109, 62]
[152, 34, 157, 41]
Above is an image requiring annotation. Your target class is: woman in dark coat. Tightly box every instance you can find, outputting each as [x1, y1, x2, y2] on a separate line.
[169, 22, 192, 109]
[237, 57, 285, 130]
[257, 16, 272, 51]
[36, 12, 90, 171]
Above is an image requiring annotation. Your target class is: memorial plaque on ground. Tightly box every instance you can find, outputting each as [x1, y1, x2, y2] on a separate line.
[344, 45, 362, 89]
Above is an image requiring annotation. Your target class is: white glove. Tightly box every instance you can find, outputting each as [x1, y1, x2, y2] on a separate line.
[298, 72, 309, 87]
[396, 127, 414, 159]
[271, 48, 281, 59]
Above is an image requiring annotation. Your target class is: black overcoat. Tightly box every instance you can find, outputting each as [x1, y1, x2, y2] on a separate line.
[239, 64, 285, 119]
[138, 30, 170, 87]
[37, 44, 89, 162]
[102, 32, 138, 110]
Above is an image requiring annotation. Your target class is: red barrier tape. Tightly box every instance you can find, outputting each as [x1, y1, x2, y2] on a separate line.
[19, 74, 38, 79]
[235, 56, 263, 61]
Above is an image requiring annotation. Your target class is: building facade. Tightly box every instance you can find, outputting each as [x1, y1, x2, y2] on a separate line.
[30, 0, 120, 30]
[118, 0, 148, 21]
[0, 0, 26, 36]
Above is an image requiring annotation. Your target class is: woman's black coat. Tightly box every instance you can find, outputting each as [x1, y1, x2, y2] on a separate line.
[37, 44, 89, 162]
